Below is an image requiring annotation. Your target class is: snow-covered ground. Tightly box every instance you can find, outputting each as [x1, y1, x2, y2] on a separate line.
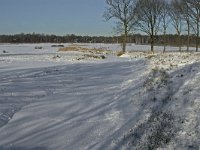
[0, 43, 199, 150]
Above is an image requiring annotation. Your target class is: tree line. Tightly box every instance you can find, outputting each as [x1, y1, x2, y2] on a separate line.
[0, 33, 199, 48]
[104, 0, 200, 52]
[0, 33, 114, 43]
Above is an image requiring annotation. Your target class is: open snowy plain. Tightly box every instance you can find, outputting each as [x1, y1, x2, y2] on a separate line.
[0, 43, 199, 150]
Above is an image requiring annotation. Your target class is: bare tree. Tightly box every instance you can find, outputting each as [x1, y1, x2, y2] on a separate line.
[103, 0, 138, 52]
[181, 0, 192, 51]
[169, 0, 183, 52]
[160, 0, 171, 53]
[186, 0, 200, 52]
[135, 0, 163, 52]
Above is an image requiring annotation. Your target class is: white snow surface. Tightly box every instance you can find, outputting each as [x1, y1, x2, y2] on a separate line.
[0, 43, 199, 150]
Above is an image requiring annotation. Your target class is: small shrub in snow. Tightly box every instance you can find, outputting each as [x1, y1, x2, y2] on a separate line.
[51, 44, 64, 47]
[76, 54, 106, 61]
[100, 55, 106, 59]
[86, 54, 106, 59]
[2, 50, 8, 53]
[35, 46, 43, 49]
[176, 74, 184, 78]
[52, 55, 61, 59]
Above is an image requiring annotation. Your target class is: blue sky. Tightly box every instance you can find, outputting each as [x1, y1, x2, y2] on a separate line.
[0, 0, 115, 36]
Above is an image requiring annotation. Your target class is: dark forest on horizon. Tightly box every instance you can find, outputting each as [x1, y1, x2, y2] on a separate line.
[0, 33, 199, 47]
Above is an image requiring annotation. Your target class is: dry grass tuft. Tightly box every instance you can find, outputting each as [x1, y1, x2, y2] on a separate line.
[59, 45, 111, 54]
[145, 54, 157, 59]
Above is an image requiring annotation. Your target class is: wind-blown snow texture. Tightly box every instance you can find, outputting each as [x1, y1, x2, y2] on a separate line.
[0, 43, 199, 150]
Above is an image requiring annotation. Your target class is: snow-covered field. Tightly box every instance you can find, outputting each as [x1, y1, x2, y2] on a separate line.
[0, 43, 199, 150]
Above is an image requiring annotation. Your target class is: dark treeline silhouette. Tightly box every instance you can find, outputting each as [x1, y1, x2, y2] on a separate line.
[0, 33, 114, 43]
[0, 33, 199, 48]
[0, 33, 146, 43]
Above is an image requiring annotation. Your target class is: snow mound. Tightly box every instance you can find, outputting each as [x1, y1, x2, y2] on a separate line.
[119, 53, 131, 58]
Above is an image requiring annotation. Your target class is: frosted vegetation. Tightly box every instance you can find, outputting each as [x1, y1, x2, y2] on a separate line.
[0, 43, 199, 150]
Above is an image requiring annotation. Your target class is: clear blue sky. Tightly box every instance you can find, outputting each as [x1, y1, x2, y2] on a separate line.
[0, 0, 115, 36]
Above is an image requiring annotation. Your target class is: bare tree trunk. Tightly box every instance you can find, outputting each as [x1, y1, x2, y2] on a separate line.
[196, 20, 199, 52]
[187, 25, 190, 52]
[163, 29, 166, 53]
[186, 6, 190, 52]
[196, 36, 199, 52]
[122, 34, 127, 52]
[122, 23, 128, 52]
[150, 24, 154, 53]
[150, 35, 154, 53]
[178, 33, 181, 52]
[179, 18, 182, 52]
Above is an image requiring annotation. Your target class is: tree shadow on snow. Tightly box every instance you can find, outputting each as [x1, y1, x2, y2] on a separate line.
[94, 62, 200, 150]
[122, 62, 200, 149]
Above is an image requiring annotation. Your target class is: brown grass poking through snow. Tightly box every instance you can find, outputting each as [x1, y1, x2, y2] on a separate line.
[58, 45, 112, 54]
